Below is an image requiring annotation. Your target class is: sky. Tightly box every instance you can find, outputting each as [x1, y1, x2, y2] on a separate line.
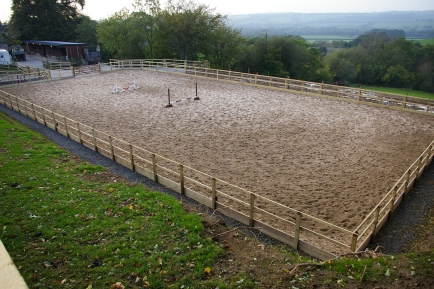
[1, 0, 434, 22]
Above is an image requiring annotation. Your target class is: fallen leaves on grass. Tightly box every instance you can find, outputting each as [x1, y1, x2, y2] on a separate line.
[110, 282, 125, 289]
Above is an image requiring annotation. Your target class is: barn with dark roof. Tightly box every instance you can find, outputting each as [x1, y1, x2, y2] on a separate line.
[22, 40, 87, 61]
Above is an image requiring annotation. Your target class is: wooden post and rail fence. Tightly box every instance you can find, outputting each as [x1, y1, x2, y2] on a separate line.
[2, 58, 432, 115]
[1, 89, 434, 260]
[103, 59, 433, 115]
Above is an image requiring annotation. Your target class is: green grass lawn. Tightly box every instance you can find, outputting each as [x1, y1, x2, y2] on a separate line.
[350, 85, 434, 99]
[0, 113, 224, 288]
[415, 38, 434, 46]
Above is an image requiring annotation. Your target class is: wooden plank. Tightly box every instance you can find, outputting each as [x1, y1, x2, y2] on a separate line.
[157, 175, 180, 192]
[374, 213, 389, 235]
[216, 203, 250, 226]
[356, 234, 372, 252]
[135, 166, 154, 180]
[184, 187, 212, 208]
[393, 190, 405, 211]
[115, 157, 130, 169]
[298, 240, 337, 260]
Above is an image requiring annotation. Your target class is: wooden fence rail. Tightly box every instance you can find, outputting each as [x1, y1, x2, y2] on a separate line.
[1, 59, 434, 259]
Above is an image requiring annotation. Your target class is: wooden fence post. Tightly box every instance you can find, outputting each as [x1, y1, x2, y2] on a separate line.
[417, 156, 423, 178]
[15, 96, 20, 113]
[294, 213, 302, 250]
[350, 232, 358, 252]
[301, 81, 304, 92]
[371, 206, 380, 236]
[285, 78, 289, 90]
[22, 101, 28, 117]
[255, 73, 258, 85]
[91, 129, 97, 151]
[64, 117, 69, 138]
[129, 144, 134, 170]
[77, 123, 82, 144]
[184, 60, 187, 74]
[109, 136, 115, 161]
[41, 108, 46, 126]
[52, 111, 57, 132]
[320, 81, 323, 95]
[8, 94, 13, 109]
[152, 154, 157, 182]
[358, 88, 362, 101]
[337, 87, 341, 98]
[402, 96, 407, 108]
[228, 70, 231, 81]
[389, 185, 398, 214]
[179, 164, 185, 195]
[269, 76, 272, 86]
[403, 169, 410, 194]
[216, 70, 219, 80]
[211, 178, 217, 210]
[32, 104, 37, 121]
[249, 194, 255, 227]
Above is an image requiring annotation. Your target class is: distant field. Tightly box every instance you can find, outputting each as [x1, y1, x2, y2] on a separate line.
[301, 35, 355, 43]
[350, 85, 434, 99]
[416, 38, 434, 45]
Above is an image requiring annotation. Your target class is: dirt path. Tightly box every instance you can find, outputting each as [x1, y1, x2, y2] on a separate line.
[4, 70, 434, 235]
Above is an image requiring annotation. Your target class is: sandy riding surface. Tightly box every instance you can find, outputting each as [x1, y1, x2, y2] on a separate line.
[5, 70, 434, 232]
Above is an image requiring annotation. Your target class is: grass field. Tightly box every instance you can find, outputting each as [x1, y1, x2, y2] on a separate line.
[301, 35, 355, 43]
[416, 38, 434, 45]
[351, 85, 434, 99]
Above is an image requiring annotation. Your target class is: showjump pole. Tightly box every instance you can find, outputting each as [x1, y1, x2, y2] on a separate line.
[165, 83, 200, 108]
[165, 89, 172, 108]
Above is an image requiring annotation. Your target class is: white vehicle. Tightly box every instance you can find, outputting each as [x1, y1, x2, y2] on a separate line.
[0, 49, 11, 65]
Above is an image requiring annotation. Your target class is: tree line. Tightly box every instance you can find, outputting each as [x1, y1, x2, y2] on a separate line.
[2, 0, 434, 92]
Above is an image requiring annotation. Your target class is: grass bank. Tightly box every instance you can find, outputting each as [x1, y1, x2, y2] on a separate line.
[0, 112, 223, 288]
[350, 85, 434, 99]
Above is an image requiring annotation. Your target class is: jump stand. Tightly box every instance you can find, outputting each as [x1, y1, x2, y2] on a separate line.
[112, 81, 140, 93]
[166, 83, 200, 108]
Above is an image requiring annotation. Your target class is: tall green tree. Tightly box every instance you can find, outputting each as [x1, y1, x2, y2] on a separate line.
[75, 16, 97, 45]
[131, 0, 160, 58]
[156, 0, 225, 60]
[10, 0, 86, 41]
[97, 9, 144, 59]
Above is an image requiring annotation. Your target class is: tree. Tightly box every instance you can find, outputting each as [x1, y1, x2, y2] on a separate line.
[207, 24, 244, 70]
[10, 0, 86, 40]
[156, 0, 225, 60]
[75, 16, 97, 45]
[325, 50, 357, 83]
[97, 9, 144, 59]
[131, 0, 160, 58]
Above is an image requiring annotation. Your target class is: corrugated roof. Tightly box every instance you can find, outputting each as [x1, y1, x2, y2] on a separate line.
[22, 40, 87, 47]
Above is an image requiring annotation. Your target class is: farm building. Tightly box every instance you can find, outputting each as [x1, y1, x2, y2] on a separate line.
[21, 40, 88, 61]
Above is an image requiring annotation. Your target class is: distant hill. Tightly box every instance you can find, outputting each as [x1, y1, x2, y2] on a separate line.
[228, 11, 434, 38]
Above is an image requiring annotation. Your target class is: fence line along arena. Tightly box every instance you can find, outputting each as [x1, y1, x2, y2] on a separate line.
[3, 69, 434, 255]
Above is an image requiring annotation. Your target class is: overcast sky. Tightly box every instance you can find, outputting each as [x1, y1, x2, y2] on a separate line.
[1, 0, 433, 22]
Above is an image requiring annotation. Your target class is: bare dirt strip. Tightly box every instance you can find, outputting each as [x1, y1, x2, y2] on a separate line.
[4, 69, 434, 248]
